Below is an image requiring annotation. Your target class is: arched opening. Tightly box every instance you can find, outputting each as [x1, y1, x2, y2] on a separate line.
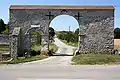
[24, 26, 43, 57]
[49, 14, 80, 55]
[50, 15, 79, 31]
[30, 31, 42, 56]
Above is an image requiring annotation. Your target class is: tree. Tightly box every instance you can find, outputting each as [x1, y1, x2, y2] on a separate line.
[49, 27, 55, 40]
[74, 28, 79, 42]
[114, 28, 120, 39]
[0, 19, 6, 33]
[2, 22, 9, 34]
[75, 28, 79, 35]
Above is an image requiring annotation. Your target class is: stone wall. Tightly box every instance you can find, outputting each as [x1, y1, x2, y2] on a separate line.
[79, 17, 114, 52]
[0, 34, 9, 45]
[10, 6, 114, 54]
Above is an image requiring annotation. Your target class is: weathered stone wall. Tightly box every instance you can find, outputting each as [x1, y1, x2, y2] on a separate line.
[77, 10, 114, 52]
[10, 9, 50, 54]
[80, 17, 114, 52]
[10, 7, 114, 54]
[0, 34, 9, 45]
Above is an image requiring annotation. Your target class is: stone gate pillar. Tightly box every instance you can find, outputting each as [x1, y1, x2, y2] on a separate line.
[11, 35, 18, 58]
[10, 27, 21, 59]
[41, 34, 49, 52]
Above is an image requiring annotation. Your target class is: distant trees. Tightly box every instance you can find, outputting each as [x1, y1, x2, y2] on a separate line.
[0, 19, 6, 33]
[57, 28, 79, 43]
[74, 28, 79, 42]
[114, 28, 120, 39]
[2, 22, 9, 34]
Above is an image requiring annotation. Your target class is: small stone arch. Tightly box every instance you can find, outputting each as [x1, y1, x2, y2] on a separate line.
[24, 25, 49, 55]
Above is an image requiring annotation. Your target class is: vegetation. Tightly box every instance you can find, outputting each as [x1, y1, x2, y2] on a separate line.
[31, 31, 42, 45]
[72, 53, 120, 65]
[57, 28, 79, 47]
[0, 19, 6, 34]
[49, 27, 55, 40]
[114, 27, 120, 50]
[49, 42, 58, 54]
[0, 55, 47, 64]
[2, 23, 9, 34]
[31, 42, 58, 54]
[114, 28, 120, 39]
[31, 27, 57, 55]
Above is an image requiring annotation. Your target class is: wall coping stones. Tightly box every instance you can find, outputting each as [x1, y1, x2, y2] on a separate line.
[10, 5, 114, 10]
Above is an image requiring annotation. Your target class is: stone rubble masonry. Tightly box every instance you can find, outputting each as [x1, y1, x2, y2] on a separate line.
[0, 34, 9, 45]
[9, 5, 114, 56]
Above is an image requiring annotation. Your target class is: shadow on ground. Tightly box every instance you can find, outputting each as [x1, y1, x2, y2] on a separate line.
[52, 53, 73, 56]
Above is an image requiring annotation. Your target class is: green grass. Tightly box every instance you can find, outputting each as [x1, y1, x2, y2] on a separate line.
[0, 55, 47, 64]
[49, 42, 58, 53]
[31, 42, 58, 53]
[31, 43, 41, 51]
[72, 53, 120, 65]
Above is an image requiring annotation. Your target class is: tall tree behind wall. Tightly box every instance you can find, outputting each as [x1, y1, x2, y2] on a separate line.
[114, 28, 120, 39]
[0, 19, 6, 34]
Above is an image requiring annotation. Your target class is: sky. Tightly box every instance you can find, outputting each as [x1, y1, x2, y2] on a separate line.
[50, 15, 79, 31]
[0, 0, 120, 31]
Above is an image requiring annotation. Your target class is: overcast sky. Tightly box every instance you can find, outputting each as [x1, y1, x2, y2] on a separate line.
[0, 0, 120, 31]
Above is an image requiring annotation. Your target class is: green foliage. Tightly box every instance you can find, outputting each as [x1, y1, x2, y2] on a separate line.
[0, 19, 6, 34]
[49, 27, 55, 40]
[31, 44, 41, 52]
[72, 53, 120, 65]
[49, 42, 58, 53]
[30, 31, 42, 45]
[114, 28, 120, 39]
[31, 42, 58, 54]
[2, 24, 9, 34]
[74, 28, 79, 42]
[57, 28, 79, 47]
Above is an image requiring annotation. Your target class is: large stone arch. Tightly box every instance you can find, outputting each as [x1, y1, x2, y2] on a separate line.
[9, 5, 114, 58]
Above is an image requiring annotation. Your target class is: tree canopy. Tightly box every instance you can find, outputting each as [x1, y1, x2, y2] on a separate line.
[114, 28, 120, 39]
[57, 28, 79, 43]
[0, 19, 6, 33]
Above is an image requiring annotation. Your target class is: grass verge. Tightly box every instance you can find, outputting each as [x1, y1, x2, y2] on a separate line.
[0, 55, 47, 64]
[72, 54, 120, 65]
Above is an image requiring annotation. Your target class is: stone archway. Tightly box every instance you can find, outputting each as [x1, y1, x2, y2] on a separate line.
[49, 14, 80, 48]
[24, 25, 49, 54]
[10, 5, 114, 59]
